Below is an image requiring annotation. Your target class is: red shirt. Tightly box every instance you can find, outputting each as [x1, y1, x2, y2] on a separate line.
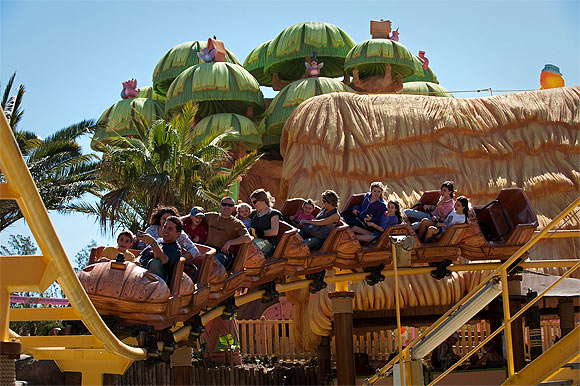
[183, 218, 207, 243]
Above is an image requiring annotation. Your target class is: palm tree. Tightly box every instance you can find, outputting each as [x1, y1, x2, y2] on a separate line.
[0, 73, 103, 231]
[80, 102, 261, 234]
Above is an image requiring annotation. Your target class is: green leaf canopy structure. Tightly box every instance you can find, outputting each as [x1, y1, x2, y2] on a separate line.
[403, 55, 439, 84]
[91, 98, 166, 150]
[243, 40, 272, 87]
[264, 22, 355, 81]
[399, 81, 453, 97]
[165, 62, 265, 119]
[259, 77, 354, 146]
[194, 113, 262, 151]
[152, 41, 241, 96]
[137, 86, 167, 102]
[344, 39, 415, 79]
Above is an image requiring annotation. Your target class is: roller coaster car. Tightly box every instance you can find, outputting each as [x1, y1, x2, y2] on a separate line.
[206, 241, 251, 307]
[79, 245, 216, 330]
[336, 193, 416, 269]
[460, 188, 538, 261]
[280, 198, 349, 276]
[406, 190, 468, 263]
[243, 221, 297, 287]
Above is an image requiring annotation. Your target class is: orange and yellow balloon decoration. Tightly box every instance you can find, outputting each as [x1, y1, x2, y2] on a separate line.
[540, 64, 565, 89]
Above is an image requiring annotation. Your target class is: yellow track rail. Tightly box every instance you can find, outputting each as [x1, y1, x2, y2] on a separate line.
[0, 111, 145, 382]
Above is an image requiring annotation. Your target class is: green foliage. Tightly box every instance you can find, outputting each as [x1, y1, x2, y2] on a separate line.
[92, 102, 262, 234]
[217, 333, 239, 352]
[0, 73, 103, 231]
[0, 234, 37, 255]
[72, 239, 97, 271]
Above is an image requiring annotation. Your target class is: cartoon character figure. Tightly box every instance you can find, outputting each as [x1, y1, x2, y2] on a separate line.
[540, 64, 565, 89]
[305, 51, 324, 78]
[197, 47, 216, 63]
[418, 51, 429, 70]
[120, 79, 140, 99]
[388, 27, 399, 42]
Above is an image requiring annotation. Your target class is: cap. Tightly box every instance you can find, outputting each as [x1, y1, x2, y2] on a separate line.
[190, 207, 205, 217]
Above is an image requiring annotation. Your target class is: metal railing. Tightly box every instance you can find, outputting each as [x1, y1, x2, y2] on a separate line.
[366, 194, 580, 385]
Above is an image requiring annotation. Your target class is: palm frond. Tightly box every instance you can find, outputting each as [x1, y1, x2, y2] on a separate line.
[44, 119, 97, 143]
[1, 72, 16, 109]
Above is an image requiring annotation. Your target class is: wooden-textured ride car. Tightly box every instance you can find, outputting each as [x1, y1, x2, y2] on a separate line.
[405, 190, 468, 263]
[242, 221, 296, 288]
[79, 244, 216, 330]
[280, 198, 348, 276]
[206, 241, 251, 307]
[460, 188, 538, 261]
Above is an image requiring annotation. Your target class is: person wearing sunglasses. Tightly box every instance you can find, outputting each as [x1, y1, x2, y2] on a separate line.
[249, 189, 282, 257]
[299, 190, 341, 250]
[204, 196, 253, 270]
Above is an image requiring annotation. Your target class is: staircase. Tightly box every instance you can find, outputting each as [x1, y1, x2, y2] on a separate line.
[503, 325, 580, 386]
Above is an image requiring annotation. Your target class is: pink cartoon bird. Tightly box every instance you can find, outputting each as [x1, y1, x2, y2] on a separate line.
[305, 51, 324, 77]
[120, 79, 140, 99]
[418, 51, 429, 70]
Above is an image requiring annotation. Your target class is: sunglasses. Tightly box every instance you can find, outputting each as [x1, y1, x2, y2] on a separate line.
[220, 202, 234, 207]
[251, 200, 258, 205]
[322, 199, 329, 204]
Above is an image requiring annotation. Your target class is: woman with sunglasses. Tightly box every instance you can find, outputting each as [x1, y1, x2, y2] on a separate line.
[299, 190, 340, 250]
[249, 189, 282, 257]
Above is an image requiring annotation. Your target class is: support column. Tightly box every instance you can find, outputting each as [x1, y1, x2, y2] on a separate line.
[488, 298, 504, 353]
[558, 297, 574, 337]
[508, 275, 525, 372]
[329, 291, 355, 386]
[316, 336, 331, 385]
[524, 290, 542, 360]
[0, 341, 21, 386]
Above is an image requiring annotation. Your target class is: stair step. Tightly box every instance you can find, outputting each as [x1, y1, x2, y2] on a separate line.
[563, 362, 580, 370]
[538, 381, 573, 386]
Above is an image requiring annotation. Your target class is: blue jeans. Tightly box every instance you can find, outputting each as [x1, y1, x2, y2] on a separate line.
[146, 259, 167, 281]
[215, 252, 234, 271]
[404, 209, 432, 230]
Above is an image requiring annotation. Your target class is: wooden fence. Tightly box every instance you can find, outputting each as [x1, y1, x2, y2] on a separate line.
[237, 317, 579, 361]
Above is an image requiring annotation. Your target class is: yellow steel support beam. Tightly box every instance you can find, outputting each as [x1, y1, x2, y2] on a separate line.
[10, 307, 81, 322]
[0, 182, 18, 200]
[537, 229, 580, 239]
[18, 335, 104, 349]
[0, 255, 55, 293]
[0, 110, 146, 361]
[500, 269, 515, 377]
[544, 353, 580, 385]
[502, 326, 580, 386]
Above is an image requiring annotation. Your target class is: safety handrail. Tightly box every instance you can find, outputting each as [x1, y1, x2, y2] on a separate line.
[428, 260, 580, 386]
[366, 194, 580, 385]
[0, 111, 146, 360]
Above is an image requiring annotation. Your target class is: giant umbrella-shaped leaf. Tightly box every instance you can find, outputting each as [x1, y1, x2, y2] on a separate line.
[194, 113, 262, 157]
[91, 98, 166, 150]
[344, 39, 415, 79]
[403, 55, 439, 84]
[258, 77, 353, 147]
[243, 40, 273, 87]
[152, 41, 241, 96]
[399, 81, 453, 97]
[263, 22, 355, 81]
[165, 62, 265, 119]
[137, 86, 167, 102]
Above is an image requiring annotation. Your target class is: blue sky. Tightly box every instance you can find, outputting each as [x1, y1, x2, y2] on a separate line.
[1, 0, 578, 258]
